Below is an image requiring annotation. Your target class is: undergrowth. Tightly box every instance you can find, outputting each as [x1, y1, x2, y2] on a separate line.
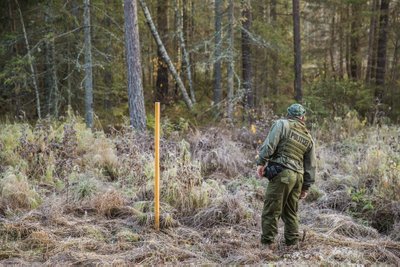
[0, 113, 399, 264]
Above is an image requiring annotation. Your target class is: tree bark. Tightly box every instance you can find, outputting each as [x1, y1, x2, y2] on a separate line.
[375, 0, 390, 93]
[124, 0, 147, 131]
[15, 0, 41, 119]
[227, 0, 234, 120]
[329, 14, 336, 78]
[365, 0, 379, 83]
[349, 2, 362, 80]
[155, 0, 169, 103]
[176, 0, 195, 103]
[84, 0, 93, 128]
[292, 0, 302, 102]
[139, 0, 193, 109]
[213, 0, 222, 106]
[241, 0, 253, 109]
[338, 7, 344, 79]
[44, 3, 59, 118]
[103, 0, 113, 111]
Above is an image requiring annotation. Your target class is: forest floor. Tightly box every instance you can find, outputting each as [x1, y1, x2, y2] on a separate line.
[0, 116, 399, 265]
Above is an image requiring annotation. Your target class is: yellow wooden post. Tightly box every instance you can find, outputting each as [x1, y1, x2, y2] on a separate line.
[154, 102, 160, 231]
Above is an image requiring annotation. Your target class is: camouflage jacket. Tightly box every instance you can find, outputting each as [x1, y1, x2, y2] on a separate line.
[256, 118, 316, 190]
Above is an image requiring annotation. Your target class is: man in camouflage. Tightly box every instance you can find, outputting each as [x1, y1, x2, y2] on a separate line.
[256, 103, 316, 247]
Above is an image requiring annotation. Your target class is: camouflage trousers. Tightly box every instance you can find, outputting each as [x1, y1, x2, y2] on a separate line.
[261, 168, 303, 245]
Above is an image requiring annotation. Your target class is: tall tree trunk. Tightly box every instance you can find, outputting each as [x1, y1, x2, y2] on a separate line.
[176, 0, 195, 103]
[350, 2, 361, 80]
[15, 0, 41, 119]
[45, 6, 53, 116]
[270, 0, 279, 94]
[375, 0, 390, 95]
[124, 0, 147, 130]
[227, 0, 234, 120]
[84, 0, 93, 128]
[103, 0, 113, 111]
[241, 0, 253, 109]
[44, 3, 59, 118]
[292, 0, 302, 102]
[139, 0, 193, 109]
[345, 4, 351, 79]
[155, 0, 169, 103]
[338, 7, 344, 80]
[329, 13, 336, 78]
[213, 0, 222, 106]
[51, 37, 59, 118]
[366, 0, 379, 83]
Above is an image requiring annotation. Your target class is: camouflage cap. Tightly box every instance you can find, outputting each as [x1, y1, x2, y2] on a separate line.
[287, 103, 306, 117]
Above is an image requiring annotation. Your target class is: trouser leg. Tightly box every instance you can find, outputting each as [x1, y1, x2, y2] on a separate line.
[281, 172, 302, 245]
[261, 170, 296, 244]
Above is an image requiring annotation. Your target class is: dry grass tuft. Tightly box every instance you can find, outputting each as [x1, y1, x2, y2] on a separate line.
[191, 193, 253, 227]
[189, 128, 247, 177]
[313, 213, 379, 239]
[92, 189, 125, 217]
[0, 169, 41, 212]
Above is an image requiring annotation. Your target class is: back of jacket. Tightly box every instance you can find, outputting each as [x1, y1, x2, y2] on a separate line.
[257, 118, 316, 190]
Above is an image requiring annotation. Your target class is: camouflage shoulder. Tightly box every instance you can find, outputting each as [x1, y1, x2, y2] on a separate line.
[275, 119, 290, 130]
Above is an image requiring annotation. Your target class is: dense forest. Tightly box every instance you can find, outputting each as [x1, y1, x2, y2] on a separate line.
[1, 0, 400, 265]
[1, 0, 399, 126]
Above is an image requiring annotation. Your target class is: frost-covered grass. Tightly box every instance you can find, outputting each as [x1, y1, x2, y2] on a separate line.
[0, 116, 399, 264]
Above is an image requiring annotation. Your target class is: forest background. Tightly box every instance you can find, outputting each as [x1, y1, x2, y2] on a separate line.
[1, 0, 399, 126]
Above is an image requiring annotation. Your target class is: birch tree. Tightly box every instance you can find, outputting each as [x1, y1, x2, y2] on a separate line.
[138, 0, 193, 109]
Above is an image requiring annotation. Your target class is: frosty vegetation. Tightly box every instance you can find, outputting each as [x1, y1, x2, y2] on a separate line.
[0, 113, 399, 265]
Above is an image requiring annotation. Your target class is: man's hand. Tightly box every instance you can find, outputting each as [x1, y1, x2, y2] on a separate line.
[257, 165, 265, 178]
[299, 190, 308, 200]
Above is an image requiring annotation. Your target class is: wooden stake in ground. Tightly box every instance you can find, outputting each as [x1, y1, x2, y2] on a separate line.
[154, 102, 160, 231]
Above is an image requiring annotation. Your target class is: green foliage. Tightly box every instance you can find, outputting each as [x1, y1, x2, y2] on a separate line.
[304, 80, 374, 120]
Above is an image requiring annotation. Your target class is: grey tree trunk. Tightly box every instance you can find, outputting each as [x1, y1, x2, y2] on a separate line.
[176, 0, 195, 103]
[227, 0, 234, 120]
[84, 0, 93, 128]
[329, 14, 336, 77]
[365, 0, 379, 83]
[15, 0, 41, 119]
[375, 0, 390, 93]
[124, 0, 147, 131]
[338, 7, 344, 79]
[51, 38, 59, 118]
[45, 3, 59, 118]
[241, 0, 253, 109]
[292, 0, 302, 102]
[103, 0, 113, 111]
[350, 2, 362, 80]
[138, 0, 193, 109]
[213, 0, 222, 105]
